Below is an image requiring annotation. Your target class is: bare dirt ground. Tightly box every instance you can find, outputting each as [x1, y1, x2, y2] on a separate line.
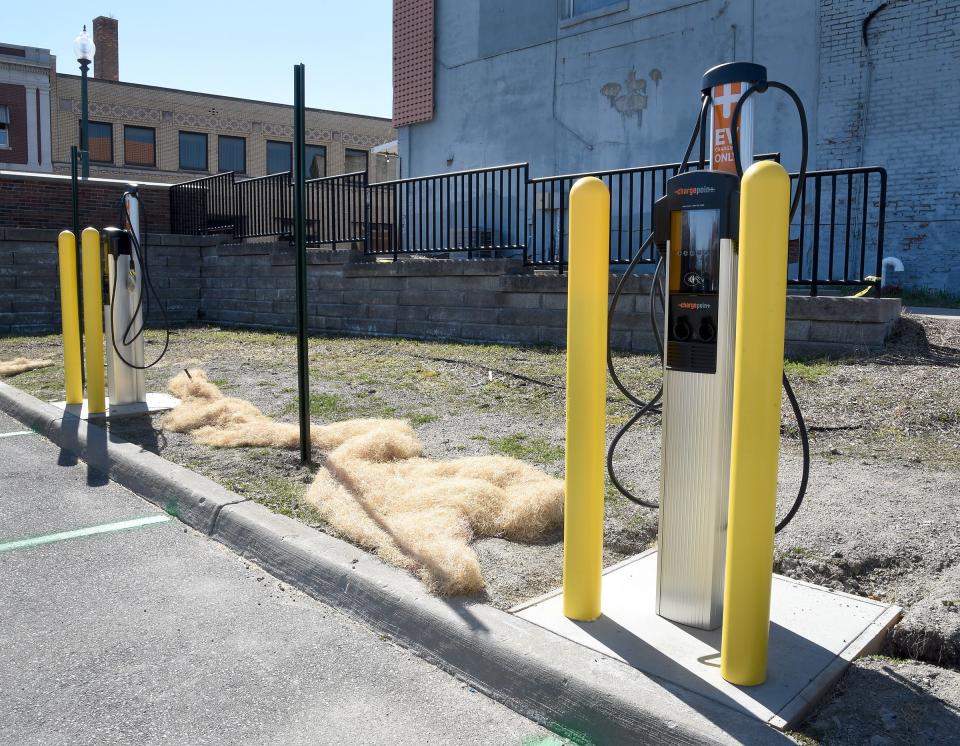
[3, 310, 958, 744]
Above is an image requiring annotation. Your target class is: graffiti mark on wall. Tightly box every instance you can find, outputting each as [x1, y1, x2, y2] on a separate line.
[601, 68, 663, 128]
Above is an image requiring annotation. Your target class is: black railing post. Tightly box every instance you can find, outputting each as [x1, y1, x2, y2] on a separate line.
[875, 169, 887, 297]
[293, 64, 311, 464]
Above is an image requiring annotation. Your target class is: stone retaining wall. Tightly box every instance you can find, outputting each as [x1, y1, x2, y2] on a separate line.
[0, 230, 902, 358]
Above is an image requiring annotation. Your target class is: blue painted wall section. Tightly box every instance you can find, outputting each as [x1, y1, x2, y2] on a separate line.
[399, 0, 959, 290]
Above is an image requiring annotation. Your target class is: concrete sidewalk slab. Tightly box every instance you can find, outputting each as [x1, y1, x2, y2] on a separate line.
[0, 381, 794, 744]
[513, 551, 902, 730]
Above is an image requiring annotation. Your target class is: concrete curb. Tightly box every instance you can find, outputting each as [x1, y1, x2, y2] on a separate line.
[0, 383, 245, 533]
[0, 382, 789, 745]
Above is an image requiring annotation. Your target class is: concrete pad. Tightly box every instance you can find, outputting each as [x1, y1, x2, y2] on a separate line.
[513, 550, 901, 731]
[51, 392, 179, 421]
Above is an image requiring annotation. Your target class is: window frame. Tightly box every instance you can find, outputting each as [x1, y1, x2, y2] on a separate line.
[123, 124, 157, 168]
[217, 134, 246, 174]
[86, 120, 114, 163]
[0, 105, 10, 149]
[178, 130, 209, 172]
[304, 143, 327, 179]
[559, 0, 629, 26]
[266, 139, 292, 175]
[344, 148, 368, 174]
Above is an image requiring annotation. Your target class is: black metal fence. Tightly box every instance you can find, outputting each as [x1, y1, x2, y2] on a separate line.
[170, 159, 887, 291]
[365, 163, 528, 259]
[529, 162, 674, 271]
[234, 172, 292, 240]
[169, 171, 236, 235]
[790, 166, 886, 295]
[306, 171, 367, 246]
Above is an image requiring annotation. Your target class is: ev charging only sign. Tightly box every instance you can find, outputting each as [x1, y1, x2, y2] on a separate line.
[711, 82, 753, 173]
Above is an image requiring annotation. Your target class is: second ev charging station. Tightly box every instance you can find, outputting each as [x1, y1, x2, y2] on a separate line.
[56, 187, 175, 419]
[103, 189, 147, 407]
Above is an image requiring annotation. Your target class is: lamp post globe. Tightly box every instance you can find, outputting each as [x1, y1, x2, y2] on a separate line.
[73, 26, 96, 64]
[74, 25, 95, 178]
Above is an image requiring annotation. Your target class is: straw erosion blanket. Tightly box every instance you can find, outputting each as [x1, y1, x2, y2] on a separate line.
[163, 369, 564, 594]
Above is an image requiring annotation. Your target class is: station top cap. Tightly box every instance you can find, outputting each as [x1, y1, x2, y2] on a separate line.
[701, 62, 767, 93]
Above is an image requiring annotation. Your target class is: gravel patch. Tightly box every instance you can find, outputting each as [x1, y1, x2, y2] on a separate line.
[799, 657, 960, 745]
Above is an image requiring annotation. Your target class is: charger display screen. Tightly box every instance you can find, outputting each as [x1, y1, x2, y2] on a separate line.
[669, 208, 720, 295]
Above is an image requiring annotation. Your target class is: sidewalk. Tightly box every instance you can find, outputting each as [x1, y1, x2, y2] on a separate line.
[0, 410, 556, 746]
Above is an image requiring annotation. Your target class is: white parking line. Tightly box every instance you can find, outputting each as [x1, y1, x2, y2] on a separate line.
[0, 430, 36, 439]
[0, 515, 172, 554]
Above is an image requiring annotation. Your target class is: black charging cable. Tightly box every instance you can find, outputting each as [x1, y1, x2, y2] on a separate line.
[730, 79, 811, 532]
[107, 191, 170, 369]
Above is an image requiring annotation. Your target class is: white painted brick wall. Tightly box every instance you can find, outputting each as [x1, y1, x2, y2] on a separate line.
[816, 0, 960, 290]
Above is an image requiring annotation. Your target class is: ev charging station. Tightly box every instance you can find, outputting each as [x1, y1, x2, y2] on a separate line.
[55, 188, 178, 420]
[103, 191, 147, 407]
[515, 62, 901, 731]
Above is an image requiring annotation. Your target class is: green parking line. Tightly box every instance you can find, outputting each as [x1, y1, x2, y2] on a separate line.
[0, 515, 172, 554]
[0, 430, 36, 439]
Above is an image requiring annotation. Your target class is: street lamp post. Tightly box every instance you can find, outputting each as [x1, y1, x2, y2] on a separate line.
[73, 26, 95, 179]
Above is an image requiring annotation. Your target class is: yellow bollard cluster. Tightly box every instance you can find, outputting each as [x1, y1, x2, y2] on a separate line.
[720, 160, 791, 686]
[56, 231, 83, 405]
[562, 176, 610, 622]
[56, 227, 106, 413]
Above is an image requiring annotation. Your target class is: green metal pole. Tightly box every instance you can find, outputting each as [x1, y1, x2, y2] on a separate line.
[79, 61, 90, 179]
[71, 145, 80, 239]
[70, 145, 85, 385]
[293, 64, 311, 464]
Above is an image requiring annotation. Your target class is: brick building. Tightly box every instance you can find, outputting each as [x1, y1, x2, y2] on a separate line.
[1, 16, 395, 184]
[393, 0, 960, 291]
[0, 44, 55, 172]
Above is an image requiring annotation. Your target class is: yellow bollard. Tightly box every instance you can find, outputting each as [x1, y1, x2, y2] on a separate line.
[80, 227, 106, 415]
[562, 176, 610, 621]
[57, 231, 83, 405]
[720, 160, 791, 685]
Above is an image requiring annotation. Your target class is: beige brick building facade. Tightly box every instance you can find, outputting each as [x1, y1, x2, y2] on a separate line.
[51, 76, 395, 184]
[2, 16, 394, 184]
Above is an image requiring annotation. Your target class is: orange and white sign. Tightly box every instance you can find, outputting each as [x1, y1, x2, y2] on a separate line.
[710, 82, 752, 174]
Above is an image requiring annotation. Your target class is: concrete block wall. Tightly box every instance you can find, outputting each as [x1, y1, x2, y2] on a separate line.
[0, 232, 901, 358]
[198, 243, 900, 358]
[201, 247, 658, 352]
[0, 228, 212, 335]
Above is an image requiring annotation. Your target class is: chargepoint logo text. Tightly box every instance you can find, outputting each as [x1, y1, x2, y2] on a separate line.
[674, 186, 716, 197]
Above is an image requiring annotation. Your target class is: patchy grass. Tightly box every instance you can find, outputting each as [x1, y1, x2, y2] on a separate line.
[5, 362, 63, 401]
[407, 411, 438, 427]
[209, 377, 238, 390]
[784, 358, 835, 383]
[472, 433, 565, 464]
[901, 287, 960, 309]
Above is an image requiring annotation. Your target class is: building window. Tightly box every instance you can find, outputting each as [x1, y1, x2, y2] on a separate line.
[87, 121, 113, 162]
[344, 148, 367, 174]
[0, 105, 9, 148]
[218, 135, 246, 173]
[124, 125, 156, 167]
[305, 144, 326, 178]
[560, 0, 627, 20]
[179, 131, 208, 171]
[266, 140, 292, 174]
